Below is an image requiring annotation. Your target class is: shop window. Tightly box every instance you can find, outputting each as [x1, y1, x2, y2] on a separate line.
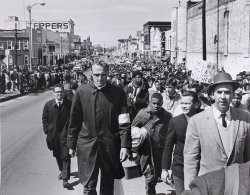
[7, 41, 12, 50]
[23, 40, 29, 50]
[0, 43, 4, 50]
[24, 55, 29, 65]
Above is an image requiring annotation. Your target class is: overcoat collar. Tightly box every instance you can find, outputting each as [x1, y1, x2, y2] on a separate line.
[90, 82, 109, 94]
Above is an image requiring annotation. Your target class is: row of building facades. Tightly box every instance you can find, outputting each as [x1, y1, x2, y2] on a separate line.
[118, 0, 250, 78]
[0, 19, 93, 69]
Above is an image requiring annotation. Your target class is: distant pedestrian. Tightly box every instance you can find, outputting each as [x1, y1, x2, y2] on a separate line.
[42, 84, 72, 188]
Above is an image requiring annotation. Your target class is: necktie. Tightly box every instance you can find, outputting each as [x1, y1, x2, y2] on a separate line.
[58, 102, 61, 108]
[133, 87, 138, 97]
[221, 113, 227, 127]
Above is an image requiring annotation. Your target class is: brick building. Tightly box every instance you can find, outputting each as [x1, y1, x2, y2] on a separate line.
[0, 29, 42, 69]
[186, 0, 250, 78]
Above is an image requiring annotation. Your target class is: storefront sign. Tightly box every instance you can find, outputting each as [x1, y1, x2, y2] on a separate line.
[33, 21, 70, 32]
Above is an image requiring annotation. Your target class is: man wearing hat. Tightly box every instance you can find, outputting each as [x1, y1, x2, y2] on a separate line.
[243, 71, 250, 85]
[183, 71, 250, 190]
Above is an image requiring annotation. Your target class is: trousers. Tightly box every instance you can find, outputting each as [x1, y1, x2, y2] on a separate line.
[56, 157, 71, 180]
[143, 164, 158, 195]
[83, 153, 114, 195]
[173, 175, 184, 195]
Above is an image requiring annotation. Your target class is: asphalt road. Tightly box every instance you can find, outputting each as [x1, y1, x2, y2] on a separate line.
[1, 69, 174, 195]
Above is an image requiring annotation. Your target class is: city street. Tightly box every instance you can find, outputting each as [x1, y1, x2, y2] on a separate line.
[1, 69, 174, 195]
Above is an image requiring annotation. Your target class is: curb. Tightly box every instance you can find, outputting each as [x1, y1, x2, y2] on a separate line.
[0, 92, 28, 103]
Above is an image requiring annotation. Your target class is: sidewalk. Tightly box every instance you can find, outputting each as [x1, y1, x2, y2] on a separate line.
[0, 90, 24, 103]
[0, 88, 51, 103]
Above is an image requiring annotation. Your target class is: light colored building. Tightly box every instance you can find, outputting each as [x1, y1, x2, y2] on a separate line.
[186, 0, 250, 78]
[171, 3, 188, 66]
[73, 35, 81, 57]
[143, 21, 171, 60]
[41, 29, 60, 65]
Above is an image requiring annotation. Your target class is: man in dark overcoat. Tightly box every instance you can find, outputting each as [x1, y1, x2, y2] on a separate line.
[42, 84, 72, 188]
[124, 70, 149, 120]
[67, 61, 131, 195]
[131, 93, 172, 195]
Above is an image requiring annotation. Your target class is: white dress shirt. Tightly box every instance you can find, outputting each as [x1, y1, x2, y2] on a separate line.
[212, 105, 231, 127]
[55, 99, 63, 107]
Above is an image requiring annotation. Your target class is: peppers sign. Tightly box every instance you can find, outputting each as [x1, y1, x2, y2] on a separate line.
[33, 21, 70, 32]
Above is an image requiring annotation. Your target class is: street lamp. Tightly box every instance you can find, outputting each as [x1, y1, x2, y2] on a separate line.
[27, 2, 45, 71]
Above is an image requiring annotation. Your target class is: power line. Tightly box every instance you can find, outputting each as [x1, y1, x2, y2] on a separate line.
[71, 0, 166, 17]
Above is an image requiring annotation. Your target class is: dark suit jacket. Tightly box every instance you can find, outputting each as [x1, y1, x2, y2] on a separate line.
[182, 162, 250, 195]
[162, 114, 188, 179]
[67, 82, 131, 185]
[42, 98, 71, 159]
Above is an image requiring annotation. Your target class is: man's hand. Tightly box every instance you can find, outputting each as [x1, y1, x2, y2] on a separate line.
[120, 148, 130, 162]
[161, 170, 172, 184]
[129, 93, 135, 101]
[69, 149, 76, 158]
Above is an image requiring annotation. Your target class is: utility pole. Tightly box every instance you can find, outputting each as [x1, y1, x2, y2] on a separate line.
[175, 6, 179, 69]
[216, 0, 219, 67]
[27, 2, 45, 71]
[60, 36, 62, 59]
[14, 21, 18, 69]
[202, 0, 207, 61]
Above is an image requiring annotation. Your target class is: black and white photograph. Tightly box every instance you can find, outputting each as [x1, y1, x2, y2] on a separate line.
[1, 0, 250, 195]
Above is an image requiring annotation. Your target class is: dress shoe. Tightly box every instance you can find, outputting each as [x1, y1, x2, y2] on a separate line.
[58, 173, 63, 180]
[63, 180, 70, 188]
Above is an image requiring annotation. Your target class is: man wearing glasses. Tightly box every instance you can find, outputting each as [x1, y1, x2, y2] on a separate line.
[42, 84, 72, 188]
[67, 61, 131, 195]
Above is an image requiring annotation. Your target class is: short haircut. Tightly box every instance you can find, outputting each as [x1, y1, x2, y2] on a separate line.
[233, 93, 242, 99]
[244, 83, 250, 91]
[151, 93, 163, 102]
[149, 78, 156, 83]
[132, 70, 143, 78]
[91, 60, 109, 71]
[154, 80, 160, 84]
[53, 84, 64, 91]
[182, 91, 199, 103]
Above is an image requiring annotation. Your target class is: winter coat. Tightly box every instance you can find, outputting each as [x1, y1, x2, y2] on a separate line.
[132, 107, 172, 177]
[42, 98, 71, 159]
[67, 82, 131, 185]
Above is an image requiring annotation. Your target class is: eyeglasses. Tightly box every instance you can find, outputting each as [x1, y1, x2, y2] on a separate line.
[54, 91, 64, 93]
[92, 73, 107, 77]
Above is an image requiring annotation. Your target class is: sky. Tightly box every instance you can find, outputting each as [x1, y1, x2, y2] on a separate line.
[0, 0, 181, 46]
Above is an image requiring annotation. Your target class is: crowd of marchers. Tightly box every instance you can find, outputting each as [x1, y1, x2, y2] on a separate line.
[42, 59, 250, 195]
[0, 65, 89, 95]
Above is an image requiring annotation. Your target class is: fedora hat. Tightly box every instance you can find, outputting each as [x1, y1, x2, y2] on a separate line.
[207, 72, 240, 94]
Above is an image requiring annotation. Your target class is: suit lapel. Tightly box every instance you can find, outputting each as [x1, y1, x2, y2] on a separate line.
[227, 107, 240, 160]
[180, 114, 187, 125]
[206, 108, 225, 152]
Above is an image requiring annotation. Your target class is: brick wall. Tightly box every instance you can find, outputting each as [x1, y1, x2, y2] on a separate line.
[186, 0, 250, 78]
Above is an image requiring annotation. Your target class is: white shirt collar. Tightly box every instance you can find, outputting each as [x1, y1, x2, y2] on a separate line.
[212, 104, 231, 121]
[55, 99, 63, 105]
[94, 83, 106, 90]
